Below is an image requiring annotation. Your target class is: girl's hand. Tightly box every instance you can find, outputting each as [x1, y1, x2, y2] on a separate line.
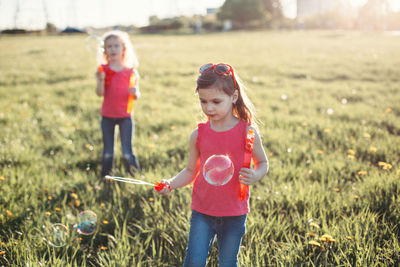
[239, 168, 259, 185]
[96, 71, 105, 81]
[129, 87, 141, 99]
[154, 179, 172, 196]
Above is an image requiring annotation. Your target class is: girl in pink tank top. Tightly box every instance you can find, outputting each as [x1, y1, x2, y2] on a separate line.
[95, 31, 141, 177]
[156, 63, 269, 266]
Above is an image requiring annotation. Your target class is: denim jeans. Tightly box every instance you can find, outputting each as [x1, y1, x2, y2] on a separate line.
[183, 210, 247, 267]
[100, 116, 140, 177]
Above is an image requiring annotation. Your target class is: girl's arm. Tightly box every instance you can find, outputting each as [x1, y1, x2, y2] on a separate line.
[157, 129, 200, 195]
[239, 126, 269, 185]
[96, 71, 105, 96]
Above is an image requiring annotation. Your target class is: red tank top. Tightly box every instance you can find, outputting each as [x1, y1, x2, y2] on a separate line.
[101, 64, 134, 118]
[191, 120, 249, 216]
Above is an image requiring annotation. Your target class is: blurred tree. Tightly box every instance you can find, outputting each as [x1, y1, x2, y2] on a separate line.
[358, 0, 390, 30]
[149, 15, 160, 25]
[385, 11, 400, 30]
[218, 0, 284, 28]
[261, 0, 283, 20]
[45, 22, 57, 34]
[217, 0, 265, 27]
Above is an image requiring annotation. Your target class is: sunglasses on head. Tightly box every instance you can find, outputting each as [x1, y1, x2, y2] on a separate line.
[199, 63, 238, 89]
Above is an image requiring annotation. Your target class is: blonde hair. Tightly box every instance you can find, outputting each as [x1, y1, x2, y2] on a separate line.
[98, 30, 139, 68]
[196, 65, 258, 128]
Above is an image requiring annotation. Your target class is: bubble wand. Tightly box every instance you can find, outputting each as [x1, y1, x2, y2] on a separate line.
[105, 175, 169, 191]
[126, 73, 136, 113]
[239, 128, 254, 200]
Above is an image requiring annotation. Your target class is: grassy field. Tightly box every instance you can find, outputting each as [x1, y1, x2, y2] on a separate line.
[0, 30, 399, 266]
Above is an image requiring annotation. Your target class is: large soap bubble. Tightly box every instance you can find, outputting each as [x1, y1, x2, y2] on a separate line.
[85, 35, 103, 54]
[203, 155, 234, 186]
[76, 210, 97, 235]
[43, 223, 68, 248]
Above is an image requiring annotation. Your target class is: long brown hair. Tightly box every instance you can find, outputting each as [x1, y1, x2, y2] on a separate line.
[196, 65, 257, 126]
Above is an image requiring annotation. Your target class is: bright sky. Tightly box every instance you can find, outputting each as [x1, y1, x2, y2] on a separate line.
[0, 0, 399, 30]
[0, 0, 226, 30]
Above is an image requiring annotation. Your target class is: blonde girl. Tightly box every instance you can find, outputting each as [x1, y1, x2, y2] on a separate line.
[95, 30, 141, 177]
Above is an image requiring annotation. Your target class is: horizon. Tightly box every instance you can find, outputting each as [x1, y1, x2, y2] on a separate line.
[0, 0, 399, 31]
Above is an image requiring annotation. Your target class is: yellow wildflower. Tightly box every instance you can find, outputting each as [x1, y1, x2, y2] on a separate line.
[0, 176, 5, 181]
[369, 146, 377, 152]
[357, 170, 367, 175]
[378, 162, 392, 170]
[14, 241, 19, 245]
[149, 197, 154, 202]
[334, 187, 340, 192]
[347, 149, 355, 155]
[100, 246, 107, 250]
[6, 210, 12, 217]
[308, 240, 321, 247]
[354, 195, 359, 200]
[47, 196, 52, 200]
[46, 211, 51, 216]
[100, 203, 105, 207]
[55, 207, 61, 212]
[70, 193, 78, 199]
[306, 232, 316, 238]
[102, 220, 109, 225]
[0, 251, 5, 255]
[85, 144, 93, 149]
[309, 222, 320, 229]
[320, 234, 335, 242]
[75, 200, 80, 207]
[345, 235, 353, 240]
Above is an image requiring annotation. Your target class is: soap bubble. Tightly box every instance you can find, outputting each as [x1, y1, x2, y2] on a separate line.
[203, 155, 234, 186]
[85, 35, 103, 54]
[76, 210, 97, 235]
[43, 223, 68, 248]
[86, 35, 104, 65]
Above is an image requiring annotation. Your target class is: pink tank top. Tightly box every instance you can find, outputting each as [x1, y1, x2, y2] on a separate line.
[191, 120, 250, 216]
[101, 64, 134, 118]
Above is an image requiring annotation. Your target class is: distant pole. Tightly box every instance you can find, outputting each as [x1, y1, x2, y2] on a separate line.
[14, 0, 20, 28]
[67, 0, 77, 27]
[42, 0, 49, 25]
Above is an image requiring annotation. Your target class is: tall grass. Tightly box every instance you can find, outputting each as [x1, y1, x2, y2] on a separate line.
[0, 31, 399, 266]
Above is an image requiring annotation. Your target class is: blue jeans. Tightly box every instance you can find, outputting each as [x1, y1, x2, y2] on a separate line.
[183, 210, 247, 267]
[100, 116, 140, 177]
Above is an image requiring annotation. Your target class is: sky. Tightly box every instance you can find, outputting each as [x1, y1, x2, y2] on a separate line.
[0, 0, 399, 30]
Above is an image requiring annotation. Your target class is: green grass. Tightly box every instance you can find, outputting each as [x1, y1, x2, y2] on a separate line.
[0, 30, 399, 266]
